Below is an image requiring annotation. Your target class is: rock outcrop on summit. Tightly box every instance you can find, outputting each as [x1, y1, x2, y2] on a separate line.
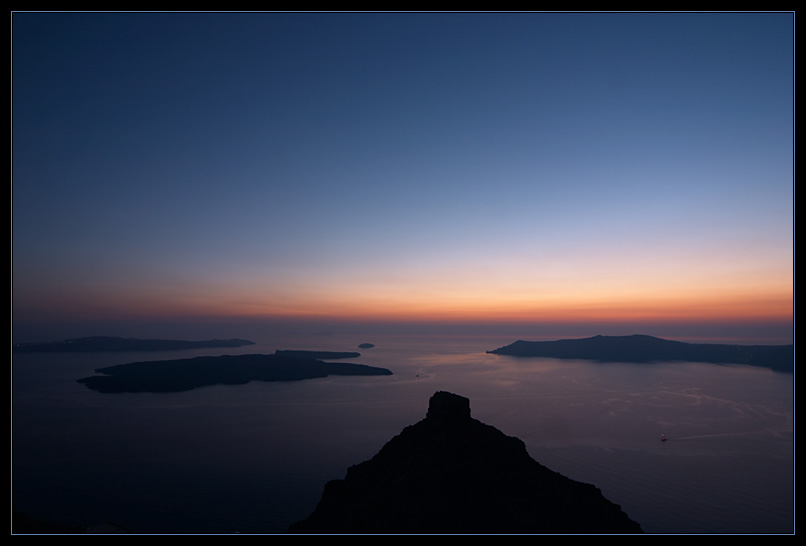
[290, 391, 642, 534]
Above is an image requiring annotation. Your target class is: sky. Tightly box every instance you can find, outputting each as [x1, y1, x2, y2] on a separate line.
[11, 12, 794, 343]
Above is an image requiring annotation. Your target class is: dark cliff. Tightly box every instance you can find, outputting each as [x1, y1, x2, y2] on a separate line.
[290, 391, 642, 534]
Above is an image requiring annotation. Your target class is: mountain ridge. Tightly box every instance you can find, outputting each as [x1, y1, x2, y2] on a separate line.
[290, 391, 642, 534]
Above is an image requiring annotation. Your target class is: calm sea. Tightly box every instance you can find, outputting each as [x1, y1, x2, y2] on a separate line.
[11, 333, 795, 534]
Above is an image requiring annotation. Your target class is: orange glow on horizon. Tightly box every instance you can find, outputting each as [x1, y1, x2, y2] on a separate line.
[14, 259, 793, 331]
[200, 284, 793, 326]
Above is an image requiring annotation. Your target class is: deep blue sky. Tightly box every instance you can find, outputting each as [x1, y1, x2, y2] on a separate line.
[11, 12, 794, 342]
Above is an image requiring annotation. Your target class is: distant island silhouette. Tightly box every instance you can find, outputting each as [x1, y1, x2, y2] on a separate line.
[358, 343, 375, 349]
[275, 350, 361, 359]
[76, 354, 393, 393]
[13, 336, 255, 353]
[290, 391, 642, 534]
[488, 334, 793, 372]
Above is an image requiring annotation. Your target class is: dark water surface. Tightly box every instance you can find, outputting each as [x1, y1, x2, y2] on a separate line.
[11, 333, 794, 534]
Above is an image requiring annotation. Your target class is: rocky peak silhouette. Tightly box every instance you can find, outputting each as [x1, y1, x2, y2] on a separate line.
[290, 391, 642, 534]
[425, 390, 471, 422]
